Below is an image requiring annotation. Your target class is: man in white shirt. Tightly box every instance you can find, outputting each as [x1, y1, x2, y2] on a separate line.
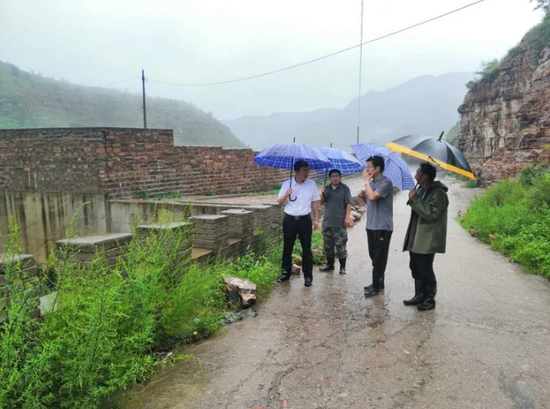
[277, 160, 321, 287]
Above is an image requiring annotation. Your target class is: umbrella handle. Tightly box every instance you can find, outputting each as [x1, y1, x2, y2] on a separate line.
[289, 157, 297, 202]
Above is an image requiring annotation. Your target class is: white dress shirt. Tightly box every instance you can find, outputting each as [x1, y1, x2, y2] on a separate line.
[278, 178, 321, 216]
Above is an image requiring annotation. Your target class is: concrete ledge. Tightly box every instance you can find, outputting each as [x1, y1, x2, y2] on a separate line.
[57, 233, 133, 252]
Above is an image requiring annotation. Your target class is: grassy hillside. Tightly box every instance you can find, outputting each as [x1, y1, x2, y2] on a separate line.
[0, 61, 244, 147]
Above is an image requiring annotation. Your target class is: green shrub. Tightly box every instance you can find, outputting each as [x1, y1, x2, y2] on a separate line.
[476, 59, 500, 84]
[479, 179, 525, 207]
[522, 12, 550, 58]
[493, 205, 550, 276]
[227, 252, 280, 297]
[160, 262, 226, 342]
[519, 164, 549, 186]
[0, 213, 281, 407]
[462, 198, 528, 239]
[461, 177, 550, 278]
[529, 172, 550, 209]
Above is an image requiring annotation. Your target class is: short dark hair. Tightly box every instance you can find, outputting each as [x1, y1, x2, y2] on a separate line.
[420, 162, 437, 181]
[366, 156, 385, 172]
[329, 169, 341, 177]
[294, 160, 309, 172]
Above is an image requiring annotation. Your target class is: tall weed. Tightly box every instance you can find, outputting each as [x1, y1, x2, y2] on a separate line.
[0, 212, 281, 408]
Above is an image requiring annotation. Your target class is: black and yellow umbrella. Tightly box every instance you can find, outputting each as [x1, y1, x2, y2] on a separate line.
[386, 132, 475, 180]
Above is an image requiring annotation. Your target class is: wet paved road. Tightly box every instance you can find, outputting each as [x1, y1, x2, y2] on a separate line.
[126, 177, 550, 409]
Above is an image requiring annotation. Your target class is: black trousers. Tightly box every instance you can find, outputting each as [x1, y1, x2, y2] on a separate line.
[366, 229, 393, 289]
[409, 252, 437, 297]
[282, 214, 313, 280]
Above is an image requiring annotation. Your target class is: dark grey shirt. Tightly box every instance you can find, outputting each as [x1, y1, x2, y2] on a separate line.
[366, 175, 394, 231]
[323, 183, 352, 228]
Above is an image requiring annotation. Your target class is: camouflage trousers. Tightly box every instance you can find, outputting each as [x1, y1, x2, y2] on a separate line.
[322, 226, 348, 260]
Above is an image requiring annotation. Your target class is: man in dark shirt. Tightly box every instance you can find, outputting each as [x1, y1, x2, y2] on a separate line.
[320, 169, 353, 274]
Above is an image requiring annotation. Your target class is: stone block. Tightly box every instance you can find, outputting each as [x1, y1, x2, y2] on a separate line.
[137, 221, 193, 236]
[57, 233, 133, 253]
[220, 209, 254, 239]
[191, 215, 227, 223]
[0, 254, 36, 272]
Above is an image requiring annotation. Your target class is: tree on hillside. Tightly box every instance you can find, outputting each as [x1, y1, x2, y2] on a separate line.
[532, 0, 550, 13]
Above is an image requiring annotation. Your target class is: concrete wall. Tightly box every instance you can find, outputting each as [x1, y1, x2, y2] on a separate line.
[0, 191, 108, 261]
[108, 199, 281, 234]
[0, 191, 282, 262]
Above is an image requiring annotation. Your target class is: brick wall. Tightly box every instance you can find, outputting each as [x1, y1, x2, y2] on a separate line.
[174, 146, 288, 196]
[0, 127, 288, 198]
[99, 128, 184, 197]
[0, 128, 106, 192]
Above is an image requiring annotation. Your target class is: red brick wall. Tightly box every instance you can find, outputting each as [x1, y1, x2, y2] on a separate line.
[0, 128, 106, 192]
[174, 146, 287, 196]
[99, 128, 184, 197]
[0, 128, 288, 198]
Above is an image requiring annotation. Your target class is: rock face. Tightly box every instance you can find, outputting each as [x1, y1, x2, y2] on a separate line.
[459, 23, 550, 185]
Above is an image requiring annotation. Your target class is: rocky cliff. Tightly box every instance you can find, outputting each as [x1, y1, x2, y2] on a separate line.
[458, 18, 550, 185]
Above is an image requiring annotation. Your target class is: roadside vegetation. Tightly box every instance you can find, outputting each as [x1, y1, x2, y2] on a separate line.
[459, 164, 550, 278]
[0, 215, 281, 408]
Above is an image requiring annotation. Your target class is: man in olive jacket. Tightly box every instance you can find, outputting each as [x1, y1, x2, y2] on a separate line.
[403, 162, 449, 311]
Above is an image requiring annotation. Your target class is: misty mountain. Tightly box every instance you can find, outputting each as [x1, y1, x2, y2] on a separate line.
[0, 61, 244, 147]
[224, 73, 473, 150]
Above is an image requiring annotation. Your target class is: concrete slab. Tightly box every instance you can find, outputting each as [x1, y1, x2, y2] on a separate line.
[57, 233, 132, 246]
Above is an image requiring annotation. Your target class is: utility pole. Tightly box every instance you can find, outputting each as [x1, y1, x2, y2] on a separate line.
[141, 69, 147, 129]
[356, 0, 364, 145]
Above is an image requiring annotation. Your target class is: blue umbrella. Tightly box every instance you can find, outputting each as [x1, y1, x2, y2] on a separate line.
[351, 143, 416, 190]
[254, 141, 331, 201]
[319, 147, 365, 175]
[253, 143, 331, 170]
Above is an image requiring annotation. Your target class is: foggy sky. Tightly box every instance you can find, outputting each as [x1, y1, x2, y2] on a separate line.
[0, 0, 544, 119]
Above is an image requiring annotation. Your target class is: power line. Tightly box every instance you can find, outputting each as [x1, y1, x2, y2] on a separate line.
[148, 0, 487, 87]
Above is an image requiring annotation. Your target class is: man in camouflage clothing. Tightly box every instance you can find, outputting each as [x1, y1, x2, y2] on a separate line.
[320, 169, 353, 274]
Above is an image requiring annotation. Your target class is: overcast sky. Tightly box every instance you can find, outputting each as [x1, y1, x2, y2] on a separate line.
[0, 0, 544, 119]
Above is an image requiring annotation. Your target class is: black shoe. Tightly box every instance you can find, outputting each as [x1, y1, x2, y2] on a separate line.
[417, 298, 436, 311]
[404, 279, 425, 305]
[403, 295, 424, 306]
[339, 268, 346, 275]
[364, 287, 381, 297]
[304, 278, 312, 287]
[277, 273, 291, 282]
[364, 284, 384, 292]
[319, 264, 334, 272]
